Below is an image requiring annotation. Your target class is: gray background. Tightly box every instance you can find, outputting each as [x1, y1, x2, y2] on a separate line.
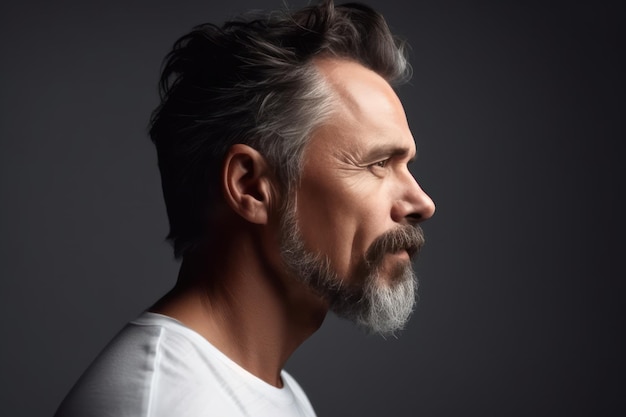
[1, 0, 624, 416]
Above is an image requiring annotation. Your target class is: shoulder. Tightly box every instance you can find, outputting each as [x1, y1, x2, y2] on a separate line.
[55, 312, 241, 417]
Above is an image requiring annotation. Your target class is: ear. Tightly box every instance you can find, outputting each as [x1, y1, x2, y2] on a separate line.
[222, 144, 275, 225]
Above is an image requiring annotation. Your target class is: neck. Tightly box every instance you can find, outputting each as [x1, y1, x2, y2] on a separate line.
[150, 230, 328, 387]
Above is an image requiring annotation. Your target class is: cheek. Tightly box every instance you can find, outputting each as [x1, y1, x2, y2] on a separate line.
[296, 180, 391, 278]
[295, 183, 356, 274]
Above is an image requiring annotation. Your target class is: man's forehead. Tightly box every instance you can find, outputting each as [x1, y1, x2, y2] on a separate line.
[310, 58, 415, 158]
[313, 58, 405, 123]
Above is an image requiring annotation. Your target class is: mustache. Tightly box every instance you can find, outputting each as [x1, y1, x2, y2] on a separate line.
[365, 225, 425, 267]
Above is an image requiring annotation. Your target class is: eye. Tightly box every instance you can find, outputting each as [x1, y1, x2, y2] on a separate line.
[371, 159, 389, 169]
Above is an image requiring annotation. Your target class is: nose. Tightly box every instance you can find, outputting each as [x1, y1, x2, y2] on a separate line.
[391, 172, 436, 225]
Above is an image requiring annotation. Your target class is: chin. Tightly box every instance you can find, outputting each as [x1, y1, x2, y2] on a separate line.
[377, 257, 412, 286]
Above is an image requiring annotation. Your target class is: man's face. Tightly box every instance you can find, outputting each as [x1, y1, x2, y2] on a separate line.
[279, 59, 435, 335]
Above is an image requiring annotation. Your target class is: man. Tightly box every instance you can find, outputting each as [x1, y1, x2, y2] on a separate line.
[54, 0, 435, 415]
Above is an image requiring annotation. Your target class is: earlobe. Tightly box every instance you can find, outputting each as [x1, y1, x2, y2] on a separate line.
[222, 144, 273, 225]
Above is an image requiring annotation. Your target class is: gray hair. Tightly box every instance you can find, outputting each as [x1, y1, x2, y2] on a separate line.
[149, 0, 411, 258]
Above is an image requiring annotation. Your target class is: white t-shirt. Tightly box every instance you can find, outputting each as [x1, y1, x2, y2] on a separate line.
[54, 312, 316, 417]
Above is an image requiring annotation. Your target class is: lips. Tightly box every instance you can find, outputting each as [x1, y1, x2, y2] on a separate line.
[405, 244, 419, 258]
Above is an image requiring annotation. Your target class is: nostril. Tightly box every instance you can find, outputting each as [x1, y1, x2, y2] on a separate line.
[405, 212, 422, 225]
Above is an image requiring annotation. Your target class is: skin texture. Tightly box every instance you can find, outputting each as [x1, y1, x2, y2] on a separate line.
[296, 59, 435, 285]
[151, 58, 435, 387]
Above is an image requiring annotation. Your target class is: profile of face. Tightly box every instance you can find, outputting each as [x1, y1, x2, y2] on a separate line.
[279, 59, 436, 335]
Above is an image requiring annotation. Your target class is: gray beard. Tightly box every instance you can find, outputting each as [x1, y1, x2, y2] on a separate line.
[279, 199, 425, 336]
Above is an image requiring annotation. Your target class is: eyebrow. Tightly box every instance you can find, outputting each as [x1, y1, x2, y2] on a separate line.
[364, 144, 416, 163]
